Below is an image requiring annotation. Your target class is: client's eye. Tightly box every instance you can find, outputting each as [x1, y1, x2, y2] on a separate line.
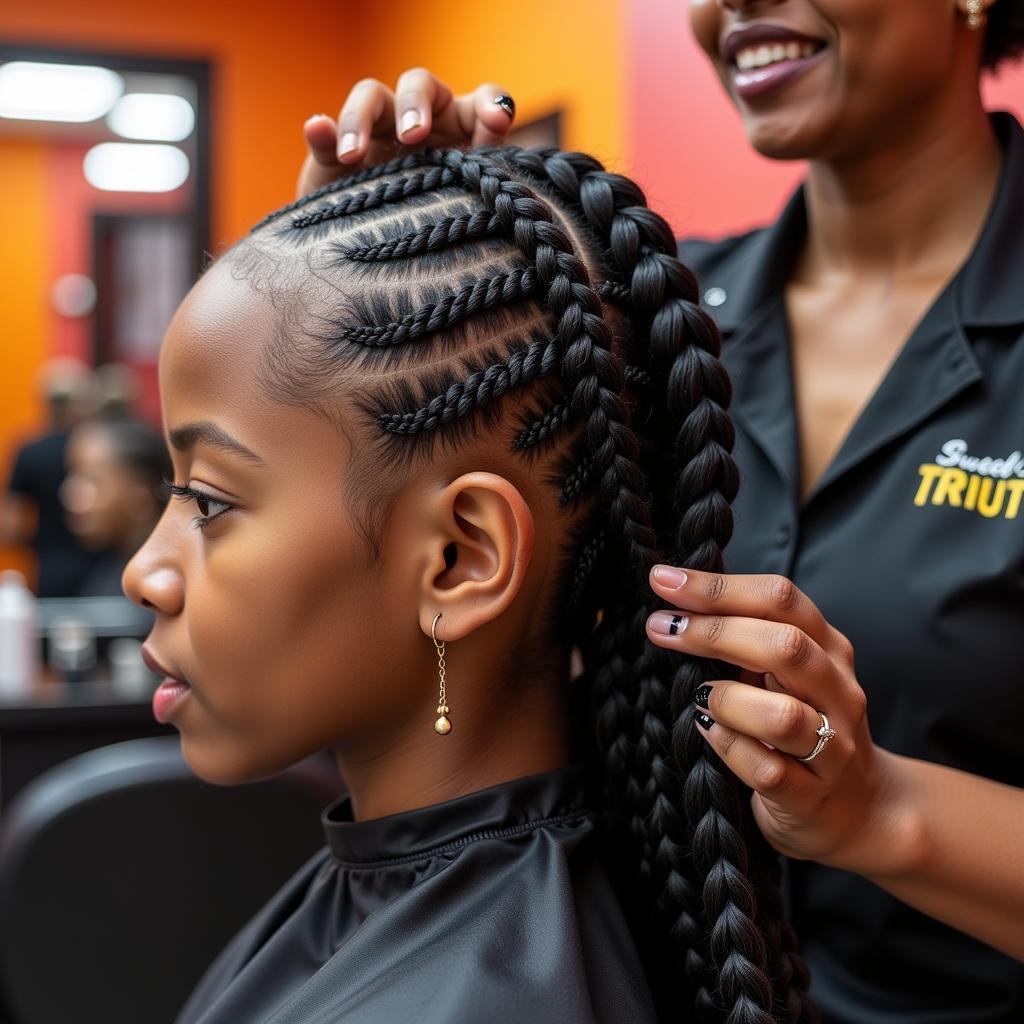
[163, 478, 235, 532]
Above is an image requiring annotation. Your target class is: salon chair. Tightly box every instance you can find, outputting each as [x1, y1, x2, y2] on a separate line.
[0, 736, 343, 1024]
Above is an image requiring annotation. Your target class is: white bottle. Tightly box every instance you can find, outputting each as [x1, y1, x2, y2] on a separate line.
[0, 569, 40, 699]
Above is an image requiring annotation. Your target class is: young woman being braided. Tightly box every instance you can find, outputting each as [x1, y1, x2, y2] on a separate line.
[125, 144, 814, 1024]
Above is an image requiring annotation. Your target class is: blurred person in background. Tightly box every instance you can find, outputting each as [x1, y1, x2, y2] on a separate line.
[92, 361, 141, 422]
[61, 417, 171, 598]
[296, 1, 1024, 1022]
[2, 358, 98, 597]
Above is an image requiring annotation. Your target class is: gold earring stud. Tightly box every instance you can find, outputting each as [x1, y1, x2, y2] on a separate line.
[966, 0, 987, 30]
[431, 612, 451, 735]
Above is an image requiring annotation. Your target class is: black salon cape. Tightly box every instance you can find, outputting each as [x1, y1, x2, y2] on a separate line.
[174, 767, 656, 1024]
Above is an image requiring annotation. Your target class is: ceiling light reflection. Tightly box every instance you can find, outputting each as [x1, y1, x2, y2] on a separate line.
[0, 61, 123, 122]
[107, 93, 195, 142]
[83, 143, 190, 193]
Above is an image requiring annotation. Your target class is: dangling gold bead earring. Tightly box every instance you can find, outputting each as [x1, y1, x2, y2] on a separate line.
[966, 0, 987, 31]
[431, 612, 452, 735]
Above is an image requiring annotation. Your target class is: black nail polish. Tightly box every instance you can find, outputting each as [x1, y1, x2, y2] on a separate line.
[695, 711, 715, 731]
[494, 94, 516, 118]
[668, 615, 685, 636]
[694, 684, 713, 710]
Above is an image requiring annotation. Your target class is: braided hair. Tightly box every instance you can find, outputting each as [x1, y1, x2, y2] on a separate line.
[233, 145, 817, 1024]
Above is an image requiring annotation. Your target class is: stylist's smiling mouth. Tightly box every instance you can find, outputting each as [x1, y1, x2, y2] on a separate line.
[723, 21, 828, 100]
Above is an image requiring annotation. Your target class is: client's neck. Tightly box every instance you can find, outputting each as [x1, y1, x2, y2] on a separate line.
[334, 670, 570, 822]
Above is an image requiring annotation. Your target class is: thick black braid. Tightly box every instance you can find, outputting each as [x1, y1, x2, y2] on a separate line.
[504, 146, 721, 1012]
[339, 210, 502, 261]
[291, 166, 459, 229]
[512, 145, 816, 1023]
[376, 335, 559, 435]
[632, 224, 814, 1022]
[338, 267, 538, 348]
[253, 152, 433, 231]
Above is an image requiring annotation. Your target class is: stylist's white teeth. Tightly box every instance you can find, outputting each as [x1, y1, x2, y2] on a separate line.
[735, 41, 819, 71]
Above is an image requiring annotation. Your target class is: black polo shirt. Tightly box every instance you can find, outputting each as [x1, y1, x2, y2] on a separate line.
[681, 111, 1024, 1023]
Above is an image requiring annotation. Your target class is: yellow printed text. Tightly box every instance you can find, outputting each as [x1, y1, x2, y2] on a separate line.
[914, 464, 1024, 519]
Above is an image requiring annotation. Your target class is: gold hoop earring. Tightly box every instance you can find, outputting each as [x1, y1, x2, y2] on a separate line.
[431, 612, 451, 735]
[966, 0, 987, 31]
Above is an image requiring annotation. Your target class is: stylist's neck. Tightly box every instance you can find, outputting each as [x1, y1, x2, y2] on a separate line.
[801, 81, 1001, 282]
[334, 668, 570, 822]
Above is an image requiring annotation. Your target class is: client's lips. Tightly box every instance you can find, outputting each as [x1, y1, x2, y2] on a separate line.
[141, 645, 189, 684]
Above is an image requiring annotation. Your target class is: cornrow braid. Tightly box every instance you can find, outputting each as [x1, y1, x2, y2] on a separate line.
[559, 451, 596, 505]
[338, 210, 502, 261]
[513, 364, 649, 451]
[336, 267, 538, 348]
[376, 334, 559, 436]
[512, 401, 570, 449]
[252, 152, 433, 231]
[291, 166, 459, 229]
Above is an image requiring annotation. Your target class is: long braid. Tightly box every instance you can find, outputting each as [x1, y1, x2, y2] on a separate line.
[506, 146, 815, 1023]
[244, 144, 814, 1023]
[502, 148, 718, 1010]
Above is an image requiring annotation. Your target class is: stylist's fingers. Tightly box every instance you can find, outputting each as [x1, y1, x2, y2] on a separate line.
[650, 566, 846, 659]
[297, 114, 344, 195]
[695, 679, 853, 780]
[693, 714, 826, 818]
[646, 609, 839, 703]
[336, 78, 396, 161]
[393, 67, 452, 144]
[415, 76, 516, 146]
[466, 83, 517, 145]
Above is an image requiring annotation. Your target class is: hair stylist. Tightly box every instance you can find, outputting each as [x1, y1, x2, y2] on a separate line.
[291, 2, 1024, 1020]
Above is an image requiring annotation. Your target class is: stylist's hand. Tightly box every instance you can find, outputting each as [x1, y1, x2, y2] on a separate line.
[646, 566, 904, 877]
[297, 69, 517, 197]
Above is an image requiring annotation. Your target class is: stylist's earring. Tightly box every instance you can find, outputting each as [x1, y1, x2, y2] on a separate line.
[966, 0, 987, 30]
[431, 612, 451, 735]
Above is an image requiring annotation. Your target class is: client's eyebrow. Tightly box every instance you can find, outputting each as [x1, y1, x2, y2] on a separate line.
[168, 421, 266, 466]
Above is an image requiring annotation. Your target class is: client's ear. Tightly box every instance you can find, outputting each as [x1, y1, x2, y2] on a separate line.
[413, 472, 534, 642]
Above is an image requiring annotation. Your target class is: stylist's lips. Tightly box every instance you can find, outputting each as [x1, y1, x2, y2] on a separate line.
[723, 23, 827, 100]
[142, 646, 192, 723]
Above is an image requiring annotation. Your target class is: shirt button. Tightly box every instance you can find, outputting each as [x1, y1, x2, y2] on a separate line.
[704, 286, 727, 308]
[776, 524, 791, 546]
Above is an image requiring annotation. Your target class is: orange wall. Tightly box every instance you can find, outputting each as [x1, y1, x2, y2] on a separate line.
[0, 0, 358, 575]
[0, 139, 48, 578]
[343, 0, 626, 170]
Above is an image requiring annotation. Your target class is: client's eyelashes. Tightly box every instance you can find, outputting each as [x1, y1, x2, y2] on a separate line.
[162, 477, 236, 532]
